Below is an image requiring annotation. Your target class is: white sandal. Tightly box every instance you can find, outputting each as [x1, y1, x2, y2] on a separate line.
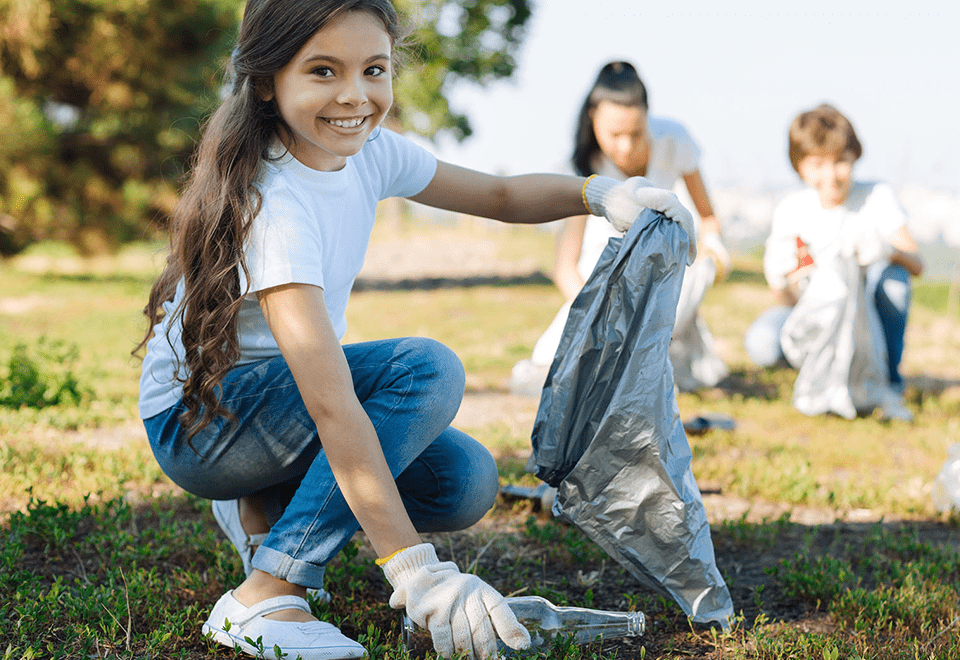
[202, 590, 366, 659]
[211, 499, 331, 603]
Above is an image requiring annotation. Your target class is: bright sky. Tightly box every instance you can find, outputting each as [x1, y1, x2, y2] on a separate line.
[431, 0, 960, 194]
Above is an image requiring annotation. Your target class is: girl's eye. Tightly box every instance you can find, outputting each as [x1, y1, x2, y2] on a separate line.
[366, 65, 387, 77]
[311, 66, 334, 78]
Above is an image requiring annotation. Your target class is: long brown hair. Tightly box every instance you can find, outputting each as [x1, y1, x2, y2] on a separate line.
[137, 0, 401, 442]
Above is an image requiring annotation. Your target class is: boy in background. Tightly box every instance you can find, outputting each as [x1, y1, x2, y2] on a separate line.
[745, 103, 923, 407]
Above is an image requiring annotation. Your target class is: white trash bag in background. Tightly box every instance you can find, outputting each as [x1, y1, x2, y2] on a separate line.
[933, 443, 960, 512]
[670, 257, 728, 393]
[780, 240, 907, 420]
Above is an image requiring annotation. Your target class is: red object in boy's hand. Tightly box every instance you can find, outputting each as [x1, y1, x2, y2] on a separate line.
[784, 236, 815, 296]
[796, 237, 813, 269]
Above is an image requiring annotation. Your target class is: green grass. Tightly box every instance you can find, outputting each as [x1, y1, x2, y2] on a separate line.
[0, 267, 153, 434]
[914, 280, 960, 319]
[2, 224, 960, 658]
[346, 283, 564, 390]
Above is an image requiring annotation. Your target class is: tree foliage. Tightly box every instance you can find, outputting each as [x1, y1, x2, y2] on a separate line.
[394, 0, 532, 140]
[0, 0, 240, 254]
[0, 0, 532, 254]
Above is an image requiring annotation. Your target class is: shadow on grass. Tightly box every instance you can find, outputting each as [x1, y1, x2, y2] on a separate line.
[909, 374, 960, 394]
[353, 270, 553, 292]
[29, 271, 157, 286]
[724, 266, 768, 286]
[715, 367, 960, 410]
[707, 366, 791, 402]
[908, 374, 960, 415]
[709, 513, 960, 629]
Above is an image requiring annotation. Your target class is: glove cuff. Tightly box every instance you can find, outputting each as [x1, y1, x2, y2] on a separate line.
[381, 542, 440, 589]
[583, 175, 619, 217]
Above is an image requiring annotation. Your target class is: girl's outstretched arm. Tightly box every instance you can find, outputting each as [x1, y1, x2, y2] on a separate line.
[258, 283, 421, 558]
[413, 161, 698, 262]
[683, 168, 731, 280]
[409, 161, 587, 224]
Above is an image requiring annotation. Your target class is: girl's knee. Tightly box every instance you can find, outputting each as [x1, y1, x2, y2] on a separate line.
[401, 432, 499, 532]
[401, 337, 465, 396]
[448, 448, 499, 529]
[472, 447, 500, 510]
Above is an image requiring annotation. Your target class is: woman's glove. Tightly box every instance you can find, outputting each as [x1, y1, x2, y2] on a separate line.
[700, 230, 732, 283]
[584, 175, 697, 264]
[381, 543, 530, 659]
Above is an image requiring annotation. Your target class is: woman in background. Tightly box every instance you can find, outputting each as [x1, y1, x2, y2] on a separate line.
[513, 60, 730, 395]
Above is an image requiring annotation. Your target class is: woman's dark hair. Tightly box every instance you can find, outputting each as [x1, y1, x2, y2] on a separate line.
[136, 0, 401, 444]
[571, 61, 648, 177]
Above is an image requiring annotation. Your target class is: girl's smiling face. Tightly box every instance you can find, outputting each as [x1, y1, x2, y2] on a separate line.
[268, 10, 393, 171]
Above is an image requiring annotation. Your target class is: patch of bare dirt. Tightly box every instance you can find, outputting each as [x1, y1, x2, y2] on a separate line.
[0, 294, 49, 315]
[359, 226, 544, 283]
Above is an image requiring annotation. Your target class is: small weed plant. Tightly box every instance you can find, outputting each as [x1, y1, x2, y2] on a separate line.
[0, 338, 89, 409]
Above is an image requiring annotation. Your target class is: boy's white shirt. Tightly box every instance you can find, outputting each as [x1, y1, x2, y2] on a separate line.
[138, 130, 438, 419]
[763, 181, 908, 291]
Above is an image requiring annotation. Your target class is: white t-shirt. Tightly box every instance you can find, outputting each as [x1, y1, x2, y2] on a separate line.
[578, 116, 701, 278]
[763, 181, 908, 291]
[139, 129, 438, 419]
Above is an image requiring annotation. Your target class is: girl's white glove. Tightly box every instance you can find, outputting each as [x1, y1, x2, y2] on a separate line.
[585, 175, 698, 264]
[381, 543, 530, 659]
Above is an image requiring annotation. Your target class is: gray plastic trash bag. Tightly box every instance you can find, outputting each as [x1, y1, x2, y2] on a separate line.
[780, 250, 903, 419]
[528, 209, 734, 627]
[522, 247, 727, 394]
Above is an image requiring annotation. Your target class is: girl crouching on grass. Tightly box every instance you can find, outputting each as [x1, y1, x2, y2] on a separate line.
[136, 1, 694, 657]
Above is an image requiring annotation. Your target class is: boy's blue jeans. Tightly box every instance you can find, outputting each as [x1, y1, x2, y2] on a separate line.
[143, 337, 499, 589]
[744, 263, 911, 389]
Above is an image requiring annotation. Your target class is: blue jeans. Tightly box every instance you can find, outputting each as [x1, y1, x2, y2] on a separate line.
[143, 337, 499, 589]
[744, 263, 911, 388]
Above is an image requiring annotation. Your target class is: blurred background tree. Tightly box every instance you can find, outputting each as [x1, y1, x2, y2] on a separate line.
[0, 0, 241, 255]
[0, 0, 532, 256]
[393, 0, 532, 140]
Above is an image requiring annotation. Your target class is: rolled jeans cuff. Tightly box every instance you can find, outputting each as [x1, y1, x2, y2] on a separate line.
[251, 544, 327, 590]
